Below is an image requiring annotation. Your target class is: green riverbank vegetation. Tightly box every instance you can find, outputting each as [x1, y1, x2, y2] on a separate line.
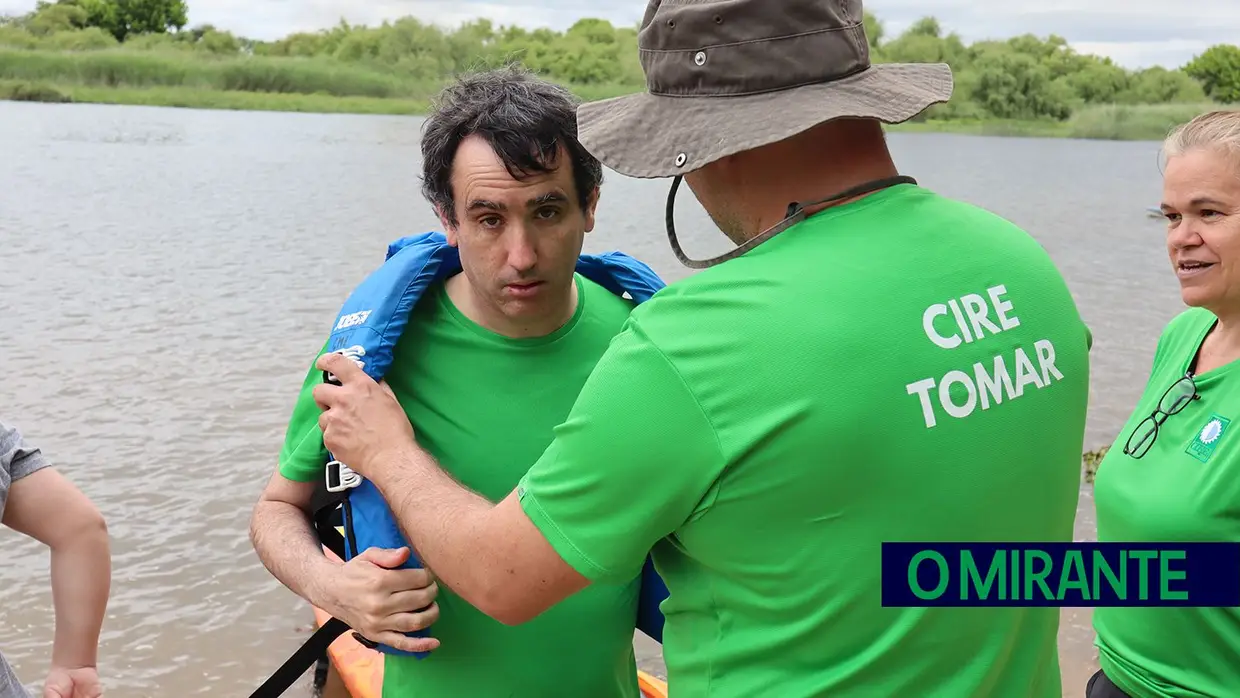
[2, 0, 1239, 140]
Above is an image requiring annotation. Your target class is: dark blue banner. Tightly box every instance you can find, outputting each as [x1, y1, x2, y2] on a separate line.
[881, 543, 1240, 607]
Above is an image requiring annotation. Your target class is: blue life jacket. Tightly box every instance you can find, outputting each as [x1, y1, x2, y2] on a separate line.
[319, 231, 671, 659]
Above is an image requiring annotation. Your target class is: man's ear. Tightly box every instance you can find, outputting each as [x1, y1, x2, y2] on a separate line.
[437, 205, 459, 246]
[583, 187, 600, 234]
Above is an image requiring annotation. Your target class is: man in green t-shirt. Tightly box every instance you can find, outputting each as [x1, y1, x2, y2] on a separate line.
[249, 66, 647, 698]
[308, 2, 1093, 697]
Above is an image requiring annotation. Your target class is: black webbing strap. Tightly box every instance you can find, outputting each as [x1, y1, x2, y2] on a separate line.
[313, 500, 347, 561]
[246, 617, 350, 698]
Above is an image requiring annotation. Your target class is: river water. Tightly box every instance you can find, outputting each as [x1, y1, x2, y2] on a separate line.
[0, 101, 1187, 696]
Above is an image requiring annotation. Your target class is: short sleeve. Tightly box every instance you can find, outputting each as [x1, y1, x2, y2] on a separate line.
[277, 342, 331, 483]
[516, 323, 725, 584]
[0, 419, 51, 483]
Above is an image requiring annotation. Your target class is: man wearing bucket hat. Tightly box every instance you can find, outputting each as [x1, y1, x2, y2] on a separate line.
[310, 1, 1094, 696]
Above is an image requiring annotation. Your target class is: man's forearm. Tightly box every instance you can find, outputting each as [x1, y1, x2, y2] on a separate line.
[370, 448, 510, 616]
[49, 520, 110, 668]
[250, 500, 340, 606]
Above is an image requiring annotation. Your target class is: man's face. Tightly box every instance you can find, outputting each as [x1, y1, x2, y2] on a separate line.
[441, 134, 597, 334]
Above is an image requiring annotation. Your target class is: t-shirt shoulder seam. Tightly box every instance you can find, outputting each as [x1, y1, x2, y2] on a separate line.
[1162, 307, 1214, 352]
[634, 320, 726, 460]
[1179, 306, 1216, 333]
[279, 421, 325, 481]
[578, 273, 638, 315]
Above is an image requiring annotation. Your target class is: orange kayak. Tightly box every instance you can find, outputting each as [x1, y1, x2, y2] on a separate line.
[310, 545, 669, 698]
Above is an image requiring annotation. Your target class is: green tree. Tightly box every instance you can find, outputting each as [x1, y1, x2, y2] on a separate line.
[970, 46, 1076, 120]
[862, 10, 883, 48]
[1184, 44, 1240, 102]
[1121, 66, 1207, 104]
[1065, 58, 1130, 103]
[905, 17, 941, 39]
[24, 1, 89, 35]
[76, 0, 187, 41]
[3, 4, 1238, 124]
[566, 18, 616, 44]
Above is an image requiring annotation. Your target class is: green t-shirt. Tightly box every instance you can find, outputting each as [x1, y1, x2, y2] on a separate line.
[517, 184, 1092, 698]
[1093, 307, 1240, 698]
[278, 274, 642, 698]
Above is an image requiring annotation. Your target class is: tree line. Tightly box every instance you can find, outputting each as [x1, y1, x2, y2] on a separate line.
[3, 0, 1239, 121]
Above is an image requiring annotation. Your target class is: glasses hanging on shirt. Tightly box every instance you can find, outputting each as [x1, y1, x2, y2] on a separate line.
[1123, 371, 1200, 459]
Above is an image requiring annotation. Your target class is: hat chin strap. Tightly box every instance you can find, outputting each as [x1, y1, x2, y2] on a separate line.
[664, 173, 918, 270]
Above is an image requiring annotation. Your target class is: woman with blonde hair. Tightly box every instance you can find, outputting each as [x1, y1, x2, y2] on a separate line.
[1089, 109, 1240, 697]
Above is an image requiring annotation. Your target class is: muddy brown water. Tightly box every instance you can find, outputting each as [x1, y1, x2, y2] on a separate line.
[2, 101, 1184, 696]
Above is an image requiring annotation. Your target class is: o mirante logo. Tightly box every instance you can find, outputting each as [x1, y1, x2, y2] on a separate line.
[882, 543, 1240, 607]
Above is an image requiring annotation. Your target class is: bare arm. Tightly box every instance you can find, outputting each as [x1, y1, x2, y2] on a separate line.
[309, 352, 589, 625]
[369, 448, 588, 626]
[249, 469, 441, 652]
[248, 471, 340, 607]
[3, 468, 111, 670]
[311, 340, 719, 628]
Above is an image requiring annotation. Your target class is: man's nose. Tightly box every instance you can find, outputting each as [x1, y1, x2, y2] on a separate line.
[506, 227, 537, 272]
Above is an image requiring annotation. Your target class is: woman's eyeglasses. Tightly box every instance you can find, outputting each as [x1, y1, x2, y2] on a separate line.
[1123, 371, 1200, 459]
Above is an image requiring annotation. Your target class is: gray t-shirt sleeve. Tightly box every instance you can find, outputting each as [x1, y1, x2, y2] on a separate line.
[1, 419, 52, 520]
[0, 420, 50, 697]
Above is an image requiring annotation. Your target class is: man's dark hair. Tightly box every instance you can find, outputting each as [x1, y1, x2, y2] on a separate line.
[420, 64, 604, 227]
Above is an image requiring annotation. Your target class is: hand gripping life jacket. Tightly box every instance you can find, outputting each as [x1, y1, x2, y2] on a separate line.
[319, 231, 671, 658]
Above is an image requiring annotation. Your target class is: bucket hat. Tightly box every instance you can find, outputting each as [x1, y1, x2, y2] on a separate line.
[577, 0, 955, 180]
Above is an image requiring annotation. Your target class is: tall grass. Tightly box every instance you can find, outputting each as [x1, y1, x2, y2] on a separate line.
[61, 84, 431, 114]
[0, 78, 70, 102]
[1065, 102, 1237, 141]
[0, 47, 640, 110]
[0, 47, 436, 99]
[892, 102, 1233, 141]
[0, 47, 1231, 136]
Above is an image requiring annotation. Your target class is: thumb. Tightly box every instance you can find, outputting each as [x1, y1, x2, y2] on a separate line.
[357, 546, 410, 569]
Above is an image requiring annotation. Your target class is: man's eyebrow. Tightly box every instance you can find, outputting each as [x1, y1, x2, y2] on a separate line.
[467, 199, 505, 212]
[528, 192, 568, 207]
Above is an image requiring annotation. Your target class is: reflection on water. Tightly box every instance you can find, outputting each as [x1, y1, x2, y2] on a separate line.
[1, 101, 1184, 696]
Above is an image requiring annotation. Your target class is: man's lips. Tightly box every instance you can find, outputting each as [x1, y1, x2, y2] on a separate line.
[505, 281, 544, 296]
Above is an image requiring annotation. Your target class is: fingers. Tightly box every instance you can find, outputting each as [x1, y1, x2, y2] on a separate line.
[386, 603, 441, 634]
[365, 629, 441, 654]
[42, 674, 69, 698]
[316, 351, 367, 384]
[383, 566, 435, 590]
[312, 351, 370, 410]
[386, 582, 439, 613]
[353, 550, 435, 588]
[355, 546, 411, 569]
[312, 382, 341, 412]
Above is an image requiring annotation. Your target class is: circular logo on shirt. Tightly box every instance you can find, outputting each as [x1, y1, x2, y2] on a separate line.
[1201, 419, 1224, 444]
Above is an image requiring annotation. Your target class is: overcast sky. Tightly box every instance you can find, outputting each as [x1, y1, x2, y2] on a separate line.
[2, 0, 1235, 70]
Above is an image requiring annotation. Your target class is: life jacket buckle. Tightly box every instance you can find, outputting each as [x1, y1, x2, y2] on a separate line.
[325, 460, 362, 493]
